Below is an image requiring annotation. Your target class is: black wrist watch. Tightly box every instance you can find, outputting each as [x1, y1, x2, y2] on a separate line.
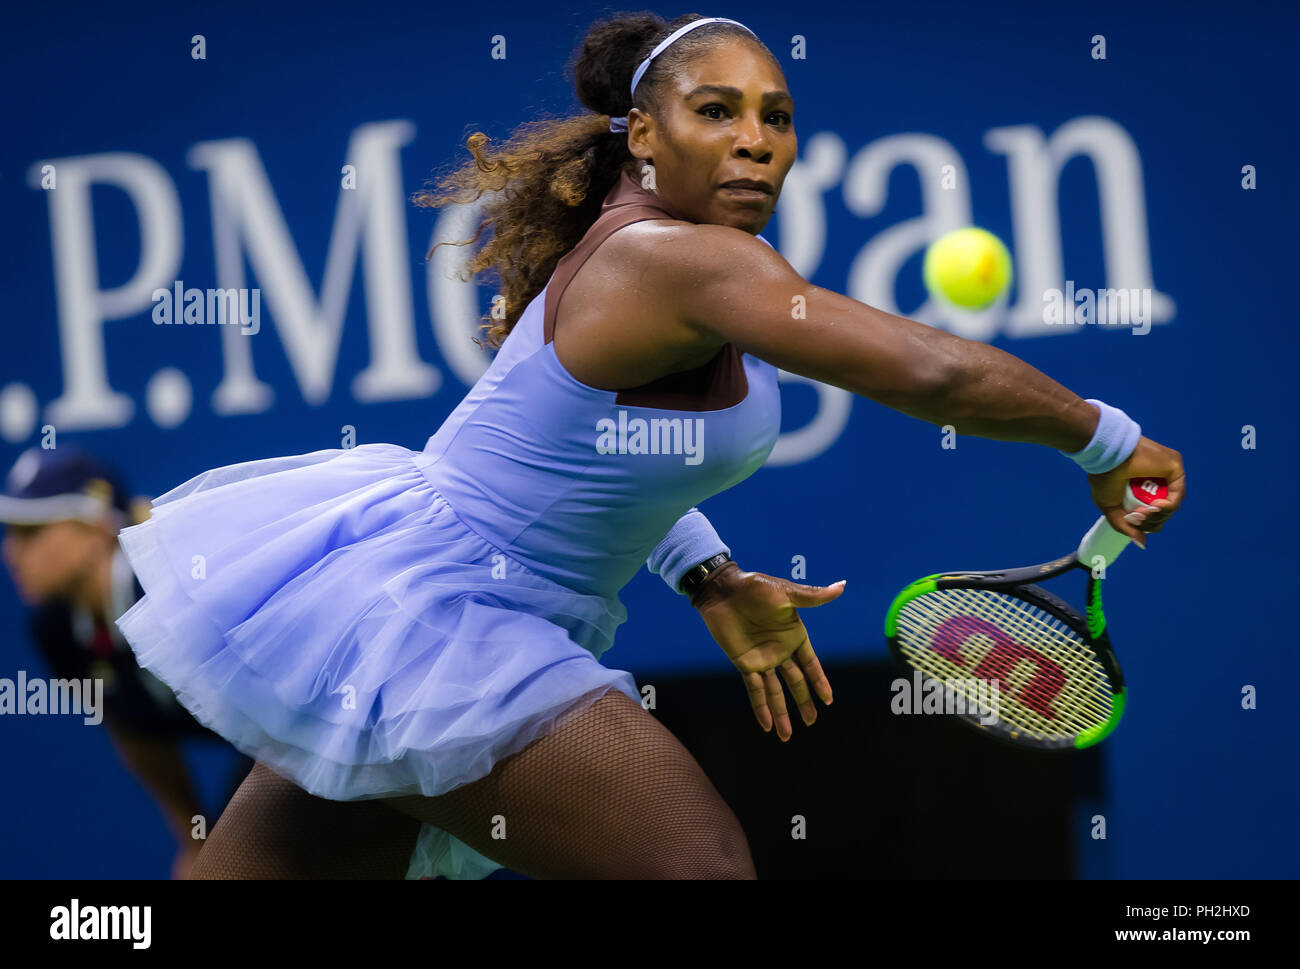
[679, 552, 732, 597]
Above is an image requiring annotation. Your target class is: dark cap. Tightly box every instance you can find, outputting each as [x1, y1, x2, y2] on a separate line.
[0, 446, 130, 525]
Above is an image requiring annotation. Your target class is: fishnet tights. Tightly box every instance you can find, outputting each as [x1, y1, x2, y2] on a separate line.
[188, 764, 421, 879]
[191, 688, 756, 879]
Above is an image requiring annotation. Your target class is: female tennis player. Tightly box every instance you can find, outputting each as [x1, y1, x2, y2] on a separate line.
[113, 12, 1186, 880]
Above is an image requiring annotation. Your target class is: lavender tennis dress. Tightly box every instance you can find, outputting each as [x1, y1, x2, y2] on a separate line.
[114, 169, 782, 878]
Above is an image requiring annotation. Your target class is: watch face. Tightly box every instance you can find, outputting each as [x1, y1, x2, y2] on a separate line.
[683, 555, 729, 594]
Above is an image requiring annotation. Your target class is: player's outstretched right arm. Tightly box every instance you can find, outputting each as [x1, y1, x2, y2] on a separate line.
[644, 220, 1184, 539]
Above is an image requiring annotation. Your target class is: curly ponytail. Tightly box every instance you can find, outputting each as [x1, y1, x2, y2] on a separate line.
[413, 11, 766, 348]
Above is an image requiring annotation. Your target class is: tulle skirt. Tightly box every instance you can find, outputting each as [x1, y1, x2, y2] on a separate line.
[113, 442, 639, 879]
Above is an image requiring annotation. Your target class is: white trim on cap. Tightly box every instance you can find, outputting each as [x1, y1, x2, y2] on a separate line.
[0, 493, 119, 526]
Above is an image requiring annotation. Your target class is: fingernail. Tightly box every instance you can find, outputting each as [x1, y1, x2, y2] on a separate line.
[831, 579, 847, 587]
[1124, 511, 1148, 525]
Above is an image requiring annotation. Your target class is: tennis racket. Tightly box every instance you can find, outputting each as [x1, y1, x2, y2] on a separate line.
[884, 477, 1168, 750]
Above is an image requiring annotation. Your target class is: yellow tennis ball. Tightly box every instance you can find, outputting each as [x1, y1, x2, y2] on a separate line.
[923, 227, 1013, 310]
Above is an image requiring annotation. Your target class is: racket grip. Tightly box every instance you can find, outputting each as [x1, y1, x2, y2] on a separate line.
[1076, 477, 1168, 570]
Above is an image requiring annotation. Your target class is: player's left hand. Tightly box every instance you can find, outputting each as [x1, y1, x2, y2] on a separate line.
[690, 563, 841, 741]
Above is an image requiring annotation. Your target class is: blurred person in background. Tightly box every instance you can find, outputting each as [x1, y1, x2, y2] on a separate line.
[0, 445, 252, 878]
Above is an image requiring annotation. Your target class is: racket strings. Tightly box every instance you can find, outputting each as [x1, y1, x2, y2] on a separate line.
[895, 587, 1114, 741]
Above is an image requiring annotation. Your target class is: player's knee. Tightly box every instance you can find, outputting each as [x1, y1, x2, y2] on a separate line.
[714, 821, 757, 879]
[636, 819, 756, 879]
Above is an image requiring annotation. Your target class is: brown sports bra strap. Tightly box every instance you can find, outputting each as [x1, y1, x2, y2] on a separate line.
[543, 167, 749, 412]
[543, 168, 683, 345]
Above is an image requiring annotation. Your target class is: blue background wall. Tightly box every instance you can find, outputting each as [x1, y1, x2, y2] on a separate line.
[3, 0, 1296, 878]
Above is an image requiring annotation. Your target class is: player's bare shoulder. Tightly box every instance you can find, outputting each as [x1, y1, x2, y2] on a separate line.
[605, 219, 792, 303]
[564, 218, 798, 349]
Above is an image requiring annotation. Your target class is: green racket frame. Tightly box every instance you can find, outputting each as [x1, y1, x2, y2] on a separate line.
[884, 563, 1127, 751]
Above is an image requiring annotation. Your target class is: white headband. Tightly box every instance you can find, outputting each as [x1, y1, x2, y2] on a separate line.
[608, 17, 757, 133]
